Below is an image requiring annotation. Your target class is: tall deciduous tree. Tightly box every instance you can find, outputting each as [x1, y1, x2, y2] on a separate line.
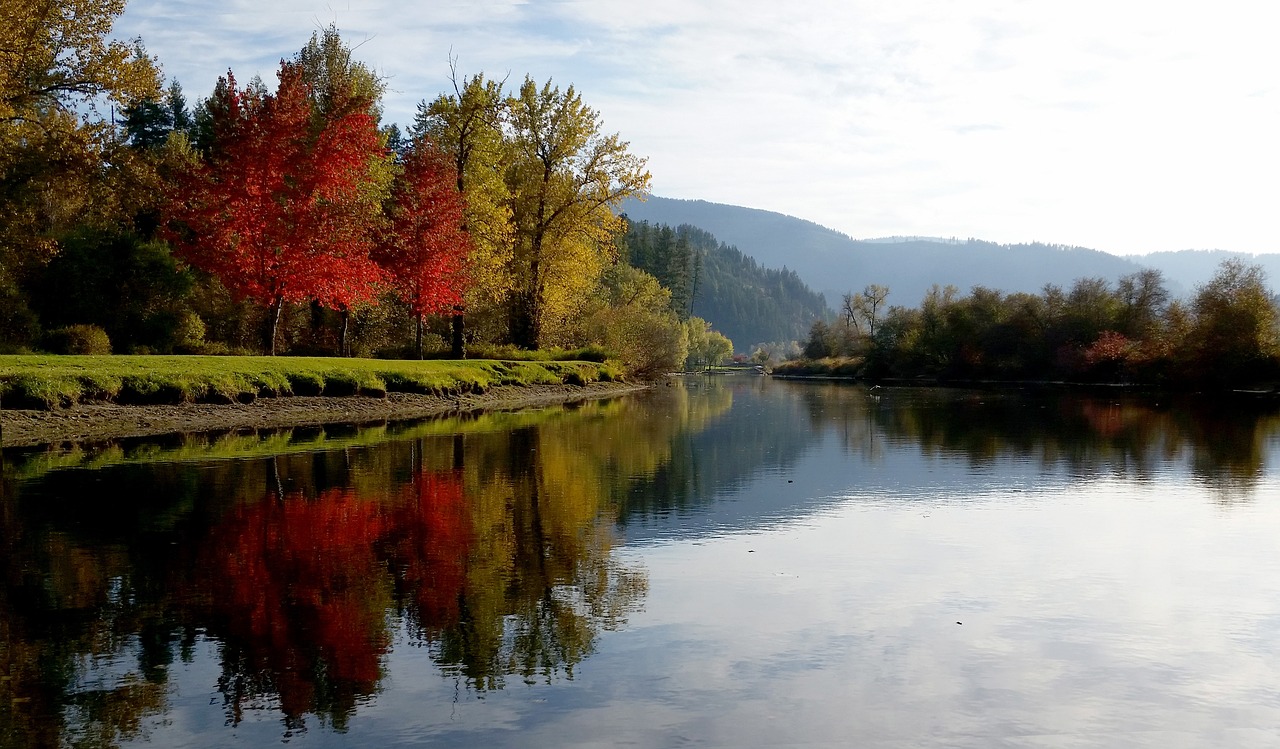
[0, 0, 158, 122]
[164, 62, 384, 354]
[376, 139, 473, 357]
[842, 284, 890, 337]
[0, 0, 160, 344]
[504, 76, 650, 349]
[1191, 259, 1278, 383]
[415, 68, 515, 347]
[293, 26, 395, 354]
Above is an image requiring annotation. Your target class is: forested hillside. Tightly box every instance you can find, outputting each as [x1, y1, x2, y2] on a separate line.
[624, 219, 828, 350]
[621, 196, 1153, 305]
[1140, 250, 1280, 295]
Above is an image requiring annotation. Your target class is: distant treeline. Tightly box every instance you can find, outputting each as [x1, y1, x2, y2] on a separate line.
[781, 261, 1280, 389]
[623, 219, 828, 350]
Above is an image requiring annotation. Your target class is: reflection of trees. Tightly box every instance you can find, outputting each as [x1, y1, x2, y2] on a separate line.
[194, 485, 396, 730]
[615, 378, 823, 523]
[1, 468, 184, 749]
[800, 384, 1280, 498]
[1, 395, 681, 743]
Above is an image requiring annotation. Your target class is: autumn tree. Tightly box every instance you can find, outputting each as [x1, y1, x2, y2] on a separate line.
[1190, 259, 1279, 384]
[0, 0, 160, 344]
[842, 284, 890, 337]
[294, 27, 396, 354]
[376, 139, 473, 357]
[581, 264, 687, 378]
[504, 76, 651, 349]
[164, 62, 385, 354]
[414, 68, 515, 349]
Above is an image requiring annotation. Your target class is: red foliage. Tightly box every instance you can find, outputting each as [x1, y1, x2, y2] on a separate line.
[165, 62, 385, 322]
[190, 469, 473, 723]
[375, 140, 472, 320]
[389, 470, 472, 629]
[1083, 330, 1133, 367]
[197, 487, 392, 719]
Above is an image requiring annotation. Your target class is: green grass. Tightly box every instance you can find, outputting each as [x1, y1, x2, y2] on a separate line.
[0, 355, 624, 410]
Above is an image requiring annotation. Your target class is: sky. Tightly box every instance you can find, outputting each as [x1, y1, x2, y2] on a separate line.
[114, 0, 1280, 256]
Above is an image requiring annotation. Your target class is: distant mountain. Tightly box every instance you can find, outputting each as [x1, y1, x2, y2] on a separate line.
[623, 220, 828, 350]
[1138, 250, 1280, 294]
[620, 195, 1279, 305]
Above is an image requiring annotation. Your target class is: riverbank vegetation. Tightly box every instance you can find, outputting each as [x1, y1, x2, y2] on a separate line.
[0, 354, 620, 409]
[777, 261, 1280, 390]
[1, 6, 731, 379]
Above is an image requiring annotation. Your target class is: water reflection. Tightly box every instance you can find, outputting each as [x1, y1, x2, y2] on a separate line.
[795, 383, 1280, 501]
[1, 393, 719, 744]
[4, 380, 1280, 746]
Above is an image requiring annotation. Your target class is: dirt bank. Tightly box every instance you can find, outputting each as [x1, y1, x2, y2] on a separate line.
[1, 381, 649, 448]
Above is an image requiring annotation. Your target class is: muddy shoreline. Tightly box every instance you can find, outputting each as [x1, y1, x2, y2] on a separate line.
[1, 381, 650, 449]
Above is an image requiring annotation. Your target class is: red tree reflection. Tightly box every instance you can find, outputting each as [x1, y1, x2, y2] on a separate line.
[192, 469, 470, 727]
[384, 470, 471, 631]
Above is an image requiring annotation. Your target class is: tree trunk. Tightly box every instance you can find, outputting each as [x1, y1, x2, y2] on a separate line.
[265, 296, 284, 356]
[415, 314, 424, 360]
[339, 307, 350, 357]
[451, 305, 465, 359]
[509, 290, 538, 350]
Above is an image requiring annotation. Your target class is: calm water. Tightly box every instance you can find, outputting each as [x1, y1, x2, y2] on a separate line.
[4, 379, 1280, 747]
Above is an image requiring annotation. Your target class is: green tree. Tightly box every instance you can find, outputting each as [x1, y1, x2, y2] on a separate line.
[802, 319, 837, 359]
[30, 227, 194, 352]
[582, 264, 687, 378]
[684, 317, 733, 370]
[1190, 259, 1279, 384]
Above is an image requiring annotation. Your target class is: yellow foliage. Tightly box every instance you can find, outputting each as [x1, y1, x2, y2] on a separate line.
[0, 0, 160, 290]
[505, 77, 651, 348]
[0, 0, 159, 120]
[418, 72, 517, 314]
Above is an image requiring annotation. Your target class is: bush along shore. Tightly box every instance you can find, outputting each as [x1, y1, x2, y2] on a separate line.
[0, 355, 624, 410]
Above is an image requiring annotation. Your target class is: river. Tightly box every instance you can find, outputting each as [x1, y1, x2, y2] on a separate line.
[3, 377, 1280, 747]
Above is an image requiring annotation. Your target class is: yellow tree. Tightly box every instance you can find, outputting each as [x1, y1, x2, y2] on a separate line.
[504, 77, 650, 349]
[414, 67, 515, 350]
[1191, 259, 1279, 384]
[0, 0, 160, 343]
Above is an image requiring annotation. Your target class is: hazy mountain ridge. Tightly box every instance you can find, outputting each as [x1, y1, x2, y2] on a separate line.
[620, 195, 1280, 307]
[623, 219, 828, 350]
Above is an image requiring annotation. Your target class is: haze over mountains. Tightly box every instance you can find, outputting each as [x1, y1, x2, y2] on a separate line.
[620, 195, 1280, 309]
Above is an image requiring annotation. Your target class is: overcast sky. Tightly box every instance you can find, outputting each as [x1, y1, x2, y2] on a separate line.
[115, 0, 1279, 256]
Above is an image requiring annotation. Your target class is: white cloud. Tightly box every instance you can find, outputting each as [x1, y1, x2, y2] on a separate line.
[115, 0, 1280, 255]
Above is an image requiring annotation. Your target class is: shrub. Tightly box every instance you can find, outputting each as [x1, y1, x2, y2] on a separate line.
[174, 312, 206, 353]
[45, 325, 112, 355]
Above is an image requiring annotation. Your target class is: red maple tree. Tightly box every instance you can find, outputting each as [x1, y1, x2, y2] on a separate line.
[375, 139, 472, 357]
[165, 62, 385, 354]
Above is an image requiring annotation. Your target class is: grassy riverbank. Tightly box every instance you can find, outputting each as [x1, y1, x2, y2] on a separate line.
[0, 355, 624, 410]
